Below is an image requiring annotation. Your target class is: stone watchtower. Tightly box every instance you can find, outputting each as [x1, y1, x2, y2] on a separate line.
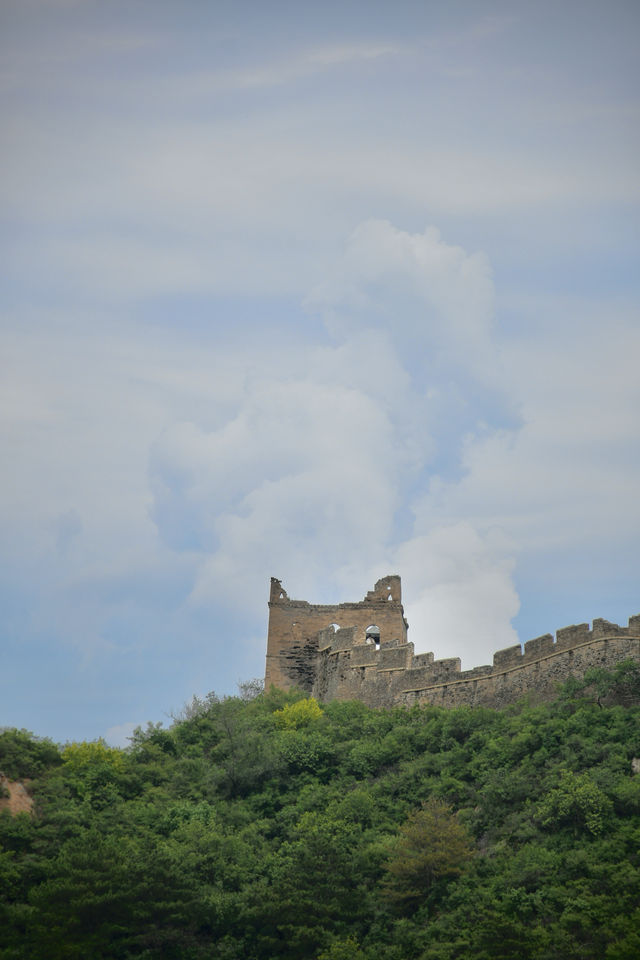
[265, 575, 408, 692]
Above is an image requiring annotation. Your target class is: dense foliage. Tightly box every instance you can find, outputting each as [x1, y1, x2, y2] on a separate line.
[1, 664, 640, 959]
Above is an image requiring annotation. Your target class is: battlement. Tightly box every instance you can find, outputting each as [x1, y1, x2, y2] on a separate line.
[265, 576, 640, 709]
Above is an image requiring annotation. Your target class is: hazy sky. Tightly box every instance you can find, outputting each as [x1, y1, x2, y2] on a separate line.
[2, 0, 639, 745]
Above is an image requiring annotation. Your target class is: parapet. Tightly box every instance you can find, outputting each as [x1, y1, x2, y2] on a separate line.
[555, 624, 589, 650]
[493, 644, 523, 670]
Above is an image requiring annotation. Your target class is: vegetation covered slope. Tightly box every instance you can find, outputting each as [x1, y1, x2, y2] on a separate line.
[1, 664, 640, 960]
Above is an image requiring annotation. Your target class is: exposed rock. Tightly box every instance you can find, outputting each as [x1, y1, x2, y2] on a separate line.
[0, 774, 33, 815]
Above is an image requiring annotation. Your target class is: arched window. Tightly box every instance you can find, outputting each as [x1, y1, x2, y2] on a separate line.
[365, 624, 381, 650]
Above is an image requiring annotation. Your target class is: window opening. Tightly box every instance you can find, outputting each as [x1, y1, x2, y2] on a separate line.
[365, 624, 381, 650]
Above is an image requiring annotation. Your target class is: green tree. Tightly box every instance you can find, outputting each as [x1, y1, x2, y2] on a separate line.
[537, 770, 612, 836]
[317, 935, 367, 960]
[383, 797, 474, 910]
[60, 739, 129, 807]
[274, 697, 323, 729]
[0, 729, 61, 780]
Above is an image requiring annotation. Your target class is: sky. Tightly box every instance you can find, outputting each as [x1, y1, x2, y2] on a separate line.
[1, 0, 639, 746]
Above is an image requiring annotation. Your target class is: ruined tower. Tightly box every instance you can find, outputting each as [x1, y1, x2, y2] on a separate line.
[265, 575, 408, 692]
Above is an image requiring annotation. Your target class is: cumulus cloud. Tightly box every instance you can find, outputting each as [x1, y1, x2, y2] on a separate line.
[308, 220, 497, 384]
[413, 307, 640, 557]
[151, 368, 409, 616]
[6, 212, 636, 703]
[393, 524, 520, 667]
[142, 219, 522, 667]
[311, 220, 494, 330]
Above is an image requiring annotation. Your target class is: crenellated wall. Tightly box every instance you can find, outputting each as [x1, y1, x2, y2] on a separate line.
[264, 576, 640, 709]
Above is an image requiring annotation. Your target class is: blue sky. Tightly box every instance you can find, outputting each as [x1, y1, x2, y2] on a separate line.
[2, 0, 639, 745]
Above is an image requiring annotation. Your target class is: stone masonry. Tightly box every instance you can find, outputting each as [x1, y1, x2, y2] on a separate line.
[264, 575, 640, 709]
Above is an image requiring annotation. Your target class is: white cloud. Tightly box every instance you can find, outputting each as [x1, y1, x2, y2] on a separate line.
[137, 220, 524, 664]
[154, 373, 409, 615]
[4, 214, 636, 689]
[393, 524, 520, 667]
[137, 220, 510, 631]
[309, 219, 495, 370]
[413, 308, 640, 557]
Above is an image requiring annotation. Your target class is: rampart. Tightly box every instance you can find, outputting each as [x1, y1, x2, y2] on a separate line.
[264, 576, 640, 709]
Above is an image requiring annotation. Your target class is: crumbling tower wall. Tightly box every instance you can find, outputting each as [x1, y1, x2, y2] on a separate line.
[265, 575, 408, 692]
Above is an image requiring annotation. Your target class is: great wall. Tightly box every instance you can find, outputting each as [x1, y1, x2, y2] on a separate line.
[264, 575, 640, 709]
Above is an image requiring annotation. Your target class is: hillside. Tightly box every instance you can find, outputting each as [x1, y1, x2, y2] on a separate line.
[1, 663, 640, 960]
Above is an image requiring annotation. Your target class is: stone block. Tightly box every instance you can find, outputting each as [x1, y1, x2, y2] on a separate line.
[401, 666, 438, 690]
[524, 634, 554, 661]
[460, 664, 492, 679]
[429, 657, 461, 681]
[377, 645, 412, 671]
[555, 623, 590, 650]
[332, 627, 357, 651]
[592, 618, 622, 638]
[493, 644, 523, 670]
[412, 651, 435, 667]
